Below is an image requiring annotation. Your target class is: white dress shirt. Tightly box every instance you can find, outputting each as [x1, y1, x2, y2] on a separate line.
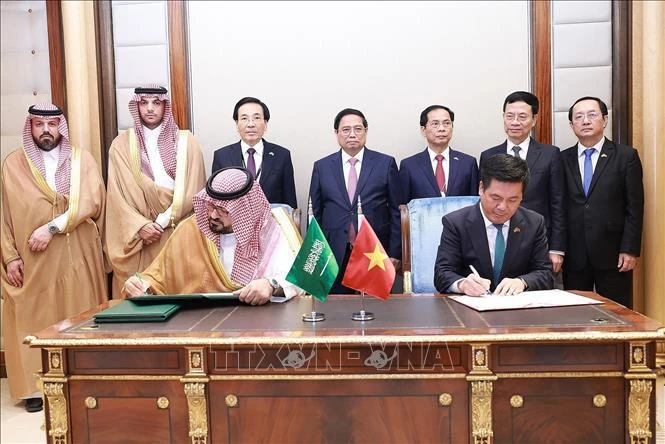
[241, 139, 264, 178]
[428, 146, 450, 196]
[577, 138, 604, 179]
[450, 204, 509, 293]
[505, 137, 530, 159]
[217, 230, 300, 302]
[341, 147, 365, 189]
[143, 124, 175, 228]
[41, 146, 69, 231]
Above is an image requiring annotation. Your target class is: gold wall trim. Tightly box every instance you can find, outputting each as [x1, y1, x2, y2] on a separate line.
[70, 375, 183, 381]
[497, 371, 624, 379]
[25, 330, 665, 347]
[625, 373, 657, 380]
[44, 382, 68, 444]
[628, 379, 653, 442]
[209, 373, 467, 381]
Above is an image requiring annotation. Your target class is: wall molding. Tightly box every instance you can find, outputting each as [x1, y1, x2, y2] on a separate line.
[167, 1, 191, 129]
[531, 0, 552, 145]
[46, 0, 67, 113]
[94, 0, 116, 183]
[612, 0, 631, 145]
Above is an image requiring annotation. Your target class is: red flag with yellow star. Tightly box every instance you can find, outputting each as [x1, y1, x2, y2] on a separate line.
[341, 218, 395, 299]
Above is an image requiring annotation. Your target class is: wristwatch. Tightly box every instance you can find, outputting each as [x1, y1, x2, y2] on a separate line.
[47, 222, 60, 234]
[519, 277, 528, 290]
[267, 278, 280, 295]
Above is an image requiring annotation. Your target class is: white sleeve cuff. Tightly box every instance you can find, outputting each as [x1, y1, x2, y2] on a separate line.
[155, 205, 174, 229]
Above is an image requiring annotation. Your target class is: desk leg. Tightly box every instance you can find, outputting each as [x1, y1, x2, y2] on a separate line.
[43, 380, 68, 444]
[184, 381, 209, 444]
[470, 380, 493, 444]
[628, 378, 654, 444]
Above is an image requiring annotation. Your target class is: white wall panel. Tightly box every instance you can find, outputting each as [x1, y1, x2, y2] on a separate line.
[111, 0, 170, 131]
[0, 0, 51, 160]
[552, 0, 611, 24]
[553, 66, 612, 112]
[188, 1, 531, 213]
[552, 22, 612, 68]
[551, 0, 612, 147]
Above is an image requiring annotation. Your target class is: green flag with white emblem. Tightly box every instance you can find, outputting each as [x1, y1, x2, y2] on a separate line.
[286, 218, 338, 302]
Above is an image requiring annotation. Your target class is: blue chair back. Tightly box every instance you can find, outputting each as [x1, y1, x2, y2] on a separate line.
[402, 196, 479, 293]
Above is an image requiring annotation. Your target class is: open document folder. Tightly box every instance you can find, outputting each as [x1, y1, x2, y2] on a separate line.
[448, 289, 602, 312]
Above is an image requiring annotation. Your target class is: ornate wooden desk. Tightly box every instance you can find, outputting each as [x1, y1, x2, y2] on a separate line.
[27, 293, 663, 443]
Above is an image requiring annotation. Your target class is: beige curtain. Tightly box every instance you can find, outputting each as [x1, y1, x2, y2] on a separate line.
[632, 1, 665, 327]
[61, 1, 103, 170]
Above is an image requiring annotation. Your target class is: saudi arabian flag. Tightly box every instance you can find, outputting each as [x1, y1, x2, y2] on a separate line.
[286, 218, 339, 302]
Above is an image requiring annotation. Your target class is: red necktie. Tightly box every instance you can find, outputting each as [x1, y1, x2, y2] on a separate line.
[435, 154, 446, 194]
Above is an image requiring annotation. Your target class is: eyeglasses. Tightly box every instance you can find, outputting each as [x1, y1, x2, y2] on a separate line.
[427, 120, 452, 129]
[205, 202, 228, 215]
[572, 112, 601, 123]
[238, 116, 264, 126]
[339, 126, 366, 137]
[503, 113, 530, 123]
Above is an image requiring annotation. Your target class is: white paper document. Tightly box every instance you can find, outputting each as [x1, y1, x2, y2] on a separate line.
[448, 289, 602, 312]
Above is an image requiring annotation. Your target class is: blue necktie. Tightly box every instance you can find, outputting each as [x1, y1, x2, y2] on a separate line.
[493, 223, 505, 286]
[582, 148, 595, 197]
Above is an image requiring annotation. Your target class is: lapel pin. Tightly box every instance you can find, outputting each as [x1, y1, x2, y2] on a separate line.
[268, 151, 275, 156]
[600, 153, 607, 158]
[453, 157, 459, 161]
[513, 227, 521, 233]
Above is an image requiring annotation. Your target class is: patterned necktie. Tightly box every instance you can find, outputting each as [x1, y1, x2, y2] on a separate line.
[493, 223, 505, 286]
[347, 158, 359, 243]
[435, 154, 446, 194]
[246, 147, 257, 179]
[512, 146, 521, 159]
[583, 148, 595, 197]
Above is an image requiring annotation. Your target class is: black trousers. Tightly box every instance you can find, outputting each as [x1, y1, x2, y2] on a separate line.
[330, 243, 355, 294]
[563, 263, 633, 309]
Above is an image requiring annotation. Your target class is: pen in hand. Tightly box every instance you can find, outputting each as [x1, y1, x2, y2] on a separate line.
[469, 265, 492, 295]
[134, 272, 149, 294]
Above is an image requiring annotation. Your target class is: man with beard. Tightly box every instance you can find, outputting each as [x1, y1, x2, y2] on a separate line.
[1, 103, 107, 412]
[123, 167, 305, 305]
[106, 84, 206, 298]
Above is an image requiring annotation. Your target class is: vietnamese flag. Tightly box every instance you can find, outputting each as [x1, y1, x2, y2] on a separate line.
[341, 218, 396, 300]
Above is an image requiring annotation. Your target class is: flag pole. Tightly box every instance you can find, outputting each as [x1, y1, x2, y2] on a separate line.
[351, 291, 375, 321]
[302, 294, 325, 322]
[302, 199, 326, 322]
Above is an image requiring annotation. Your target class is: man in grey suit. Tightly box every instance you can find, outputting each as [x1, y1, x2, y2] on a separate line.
[434, 154, 553, 296]
[480, 91, 566, 274]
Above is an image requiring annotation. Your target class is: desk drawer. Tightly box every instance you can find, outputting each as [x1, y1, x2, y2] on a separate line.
[67, 348, 185, 375]
[492, 343, 623, 372]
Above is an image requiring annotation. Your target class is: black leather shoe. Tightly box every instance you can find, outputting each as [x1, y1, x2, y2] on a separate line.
[24, 398, 43, 413]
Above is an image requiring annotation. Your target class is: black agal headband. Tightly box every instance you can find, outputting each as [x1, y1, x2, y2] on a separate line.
[28, 105, 63, 116]
[134, 86, 168, 95]
[206, 167, 254, 200]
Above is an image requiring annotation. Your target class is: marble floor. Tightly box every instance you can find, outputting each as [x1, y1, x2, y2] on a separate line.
[1, 379, 45, 444]
[1, 376, 664, 443]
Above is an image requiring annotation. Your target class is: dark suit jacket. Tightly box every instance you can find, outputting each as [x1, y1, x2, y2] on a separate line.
[480, 140, 566, 252]
[309, 148, 404, 265]
[211, 140, 297, 208]
[434, 203, 553, 293]
[399, 148, 479, 201]
[561, 138, 644, 270]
